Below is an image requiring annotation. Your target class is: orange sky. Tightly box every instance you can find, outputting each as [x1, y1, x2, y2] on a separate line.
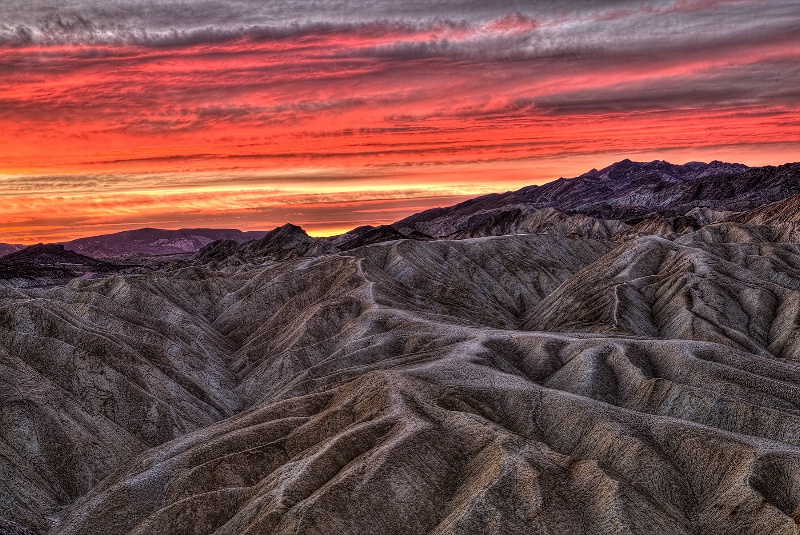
[1, 1, 799, 243]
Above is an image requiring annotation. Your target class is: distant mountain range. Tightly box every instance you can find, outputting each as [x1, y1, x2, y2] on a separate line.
[194, 158, 800, 263]
[1, 159, 798, 261]
[394, 159, 800, 237]
[60, 228, 270, 258]
[0, 228, 271, 259]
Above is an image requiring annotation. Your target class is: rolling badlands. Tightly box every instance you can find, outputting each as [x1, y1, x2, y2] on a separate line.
[2, 160, 800, 534]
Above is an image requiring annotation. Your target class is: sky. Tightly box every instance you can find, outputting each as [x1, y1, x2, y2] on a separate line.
[1, 0, 799, 243]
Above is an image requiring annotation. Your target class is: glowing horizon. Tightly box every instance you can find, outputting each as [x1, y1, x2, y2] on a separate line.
[2, 1, 799, 244]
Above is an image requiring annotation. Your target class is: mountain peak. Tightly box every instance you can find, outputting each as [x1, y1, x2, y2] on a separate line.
[272, 223, 308, 236]
[261, 223, 311, 243]
[242, 223, 314, 256]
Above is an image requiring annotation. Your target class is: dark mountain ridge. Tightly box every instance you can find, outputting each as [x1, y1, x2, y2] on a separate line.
[192, 158, 800, 263]
[0, 244, 127, 288]
[3, 159, 796, 260]
[60, 227, 270, 258]
[195, 223, 432, 264]
[2, 243, 108, 267]
[396, 159, 800, 236]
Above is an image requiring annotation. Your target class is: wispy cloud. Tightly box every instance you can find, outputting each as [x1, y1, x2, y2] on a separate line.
[0, 0, 798, 241]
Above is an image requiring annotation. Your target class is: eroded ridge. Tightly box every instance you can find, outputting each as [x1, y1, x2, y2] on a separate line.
[1, 229, 800, 534]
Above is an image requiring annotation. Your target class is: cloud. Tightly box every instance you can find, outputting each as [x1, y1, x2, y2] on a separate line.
[0, 181, 491, 242]
[1, 0, 799, 241]
[535, 59, 800, 115]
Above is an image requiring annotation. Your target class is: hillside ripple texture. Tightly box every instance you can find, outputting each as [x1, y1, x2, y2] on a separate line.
[2, 161, 800, 534]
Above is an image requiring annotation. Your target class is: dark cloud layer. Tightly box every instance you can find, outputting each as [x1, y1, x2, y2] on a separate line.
[2, 0, 797, 46]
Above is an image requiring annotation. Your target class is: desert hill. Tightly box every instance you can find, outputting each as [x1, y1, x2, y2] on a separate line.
[61, 228, 270, 259]
[0, 244, 129, 288]
[2, 159, 800, 534]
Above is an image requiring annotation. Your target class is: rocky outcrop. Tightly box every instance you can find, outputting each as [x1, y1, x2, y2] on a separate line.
[193, 239, 241, 263]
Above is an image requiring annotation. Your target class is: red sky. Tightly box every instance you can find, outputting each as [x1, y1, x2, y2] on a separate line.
[1, 0, 799, 243]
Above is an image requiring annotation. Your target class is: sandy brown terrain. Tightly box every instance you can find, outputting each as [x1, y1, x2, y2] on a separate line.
[2, 160, 800, 534]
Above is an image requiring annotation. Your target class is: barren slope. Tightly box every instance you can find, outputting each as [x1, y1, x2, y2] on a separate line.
[1, 228, 799, 534]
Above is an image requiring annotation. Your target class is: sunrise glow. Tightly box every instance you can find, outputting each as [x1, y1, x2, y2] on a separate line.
[1, 0, 799, 243]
